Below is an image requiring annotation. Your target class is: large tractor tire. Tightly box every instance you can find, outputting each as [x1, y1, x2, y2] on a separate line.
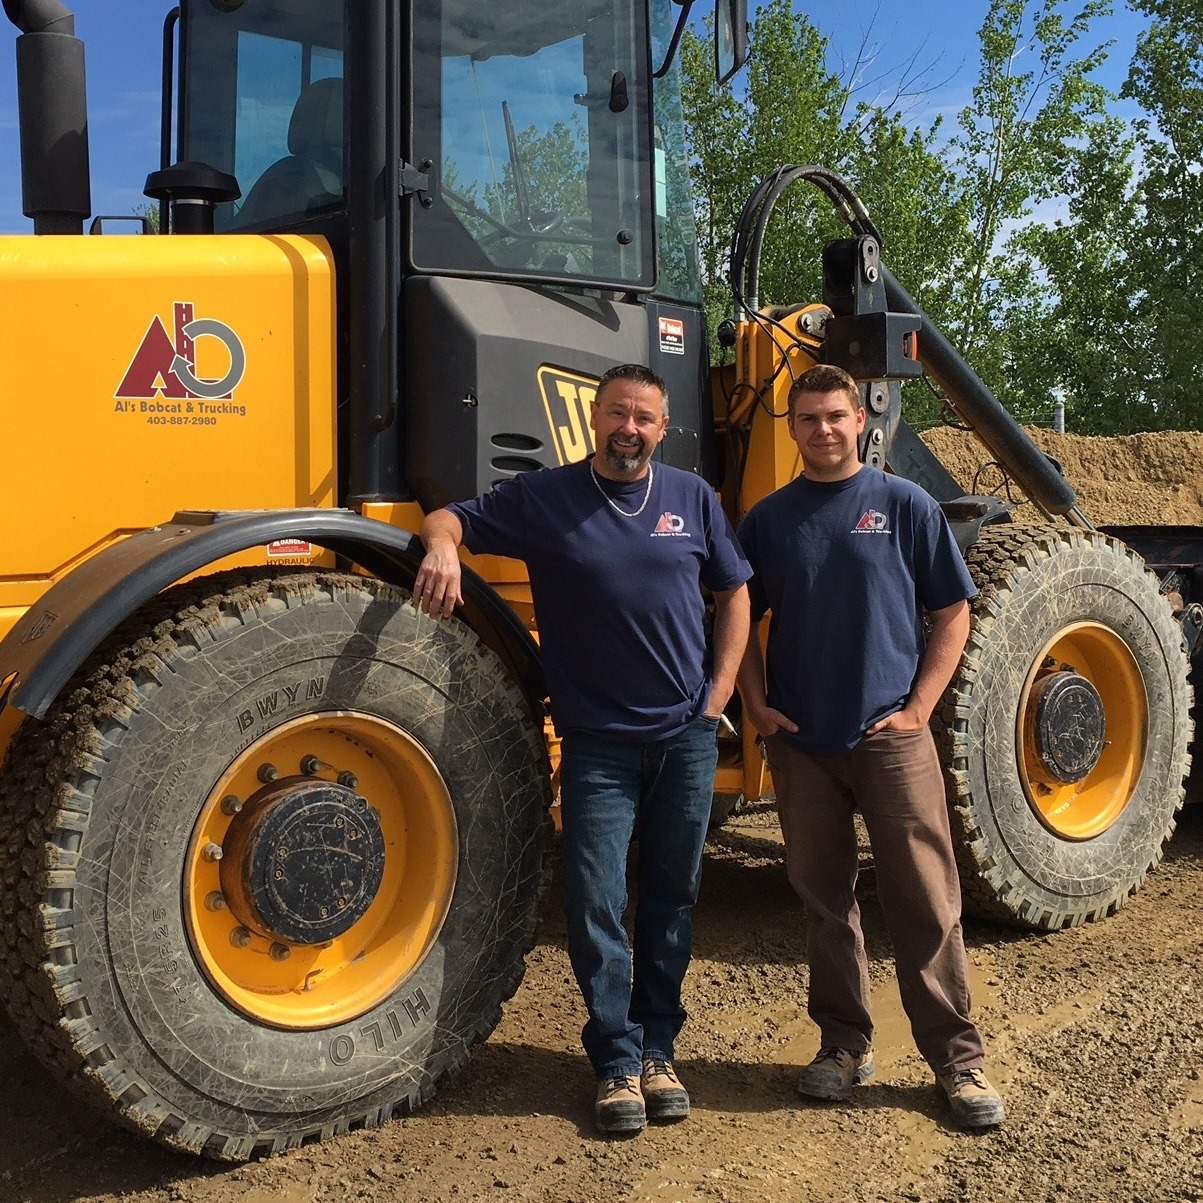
[937, 526, 1192, 930]
[0, 570, 551, 1158]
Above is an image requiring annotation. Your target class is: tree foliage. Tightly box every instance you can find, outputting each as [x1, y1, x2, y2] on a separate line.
[679, 0, 1203, 434]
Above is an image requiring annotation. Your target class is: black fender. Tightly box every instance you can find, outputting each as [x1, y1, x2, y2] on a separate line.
[0, 509, 545, 722]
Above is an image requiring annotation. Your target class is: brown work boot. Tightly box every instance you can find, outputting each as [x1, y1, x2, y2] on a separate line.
[641, 1058, 689, 1121]
[797, 1046, 875, 1101]
[595, 1075, 646, 1134]
[936, 1067, 1005, 1128]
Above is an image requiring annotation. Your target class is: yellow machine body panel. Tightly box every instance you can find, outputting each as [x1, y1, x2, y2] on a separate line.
[710, 305, 827, 803]
[0, 234, 337, 642]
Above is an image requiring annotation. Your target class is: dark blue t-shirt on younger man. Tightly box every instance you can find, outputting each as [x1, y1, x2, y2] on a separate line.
[449, 458, 751, 741]
[737, 467, 976, 756]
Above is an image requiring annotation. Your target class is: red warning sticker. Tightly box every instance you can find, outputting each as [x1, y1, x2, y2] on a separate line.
[266, 539, 314, 559]
[659, 316, 685, 355]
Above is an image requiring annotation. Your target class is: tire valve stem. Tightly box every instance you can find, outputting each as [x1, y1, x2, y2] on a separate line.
[202, 842, 224, 862]
[230, 926, 252, 948]
[269, 942, 291, 962]
[204, 891, 227, 911]
[258, 763, 279, 784]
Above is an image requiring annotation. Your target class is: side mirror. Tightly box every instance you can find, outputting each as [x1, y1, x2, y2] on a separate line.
[715, 0, 748, 84]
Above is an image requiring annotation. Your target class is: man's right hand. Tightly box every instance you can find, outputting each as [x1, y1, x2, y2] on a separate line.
[413, 537, 464, 618]
[744, 700, 799, 739]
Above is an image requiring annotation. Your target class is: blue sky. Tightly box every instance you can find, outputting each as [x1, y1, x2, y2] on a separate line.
[0, 1, 1148, 234]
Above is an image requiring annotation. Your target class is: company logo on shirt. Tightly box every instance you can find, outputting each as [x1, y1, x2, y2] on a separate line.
[852, 509, 892, 534]
[652, 511, 691, 537]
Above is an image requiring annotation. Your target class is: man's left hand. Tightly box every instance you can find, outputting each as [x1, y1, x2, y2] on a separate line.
[866, 702, 929, 735]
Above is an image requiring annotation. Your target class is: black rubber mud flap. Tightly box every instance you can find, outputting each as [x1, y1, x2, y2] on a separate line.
[936, 526, 1192, 930]
[0, 570, 551, 1158]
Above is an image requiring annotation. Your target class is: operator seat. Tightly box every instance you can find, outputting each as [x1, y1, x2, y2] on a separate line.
[234, 76, 344, 227]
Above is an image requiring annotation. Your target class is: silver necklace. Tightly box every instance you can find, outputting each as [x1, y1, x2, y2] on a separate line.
[590, 459, 654, 518]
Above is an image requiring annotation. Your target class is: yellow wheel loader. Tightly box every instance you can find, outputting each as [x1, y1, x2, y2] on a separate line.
[0, 0, 1193, 1158]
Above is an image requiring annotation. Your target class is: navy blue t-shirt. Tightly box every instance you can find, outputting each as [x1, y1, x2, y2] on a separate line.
[449, 459, 751, 741]
[737, 467, 976, 755]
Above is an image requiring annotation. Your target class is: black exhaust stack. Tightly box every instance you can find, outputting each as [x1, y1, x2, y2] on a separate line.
[3, 0, 91, 233]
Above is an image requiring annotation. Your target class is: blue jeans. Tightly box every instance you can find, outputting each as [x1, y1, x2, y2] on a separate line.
[559, 714, 719, 1079]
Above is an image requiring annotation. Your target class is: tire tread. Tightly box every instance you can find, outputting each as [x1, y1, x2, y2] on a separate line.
[935, 526, 1192, 930]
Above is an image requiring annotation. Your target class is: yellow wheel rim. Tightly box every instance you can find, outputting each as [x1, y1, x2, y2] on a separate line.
[185, 712, 457, 1029]
[1016, 622, 1147, 840]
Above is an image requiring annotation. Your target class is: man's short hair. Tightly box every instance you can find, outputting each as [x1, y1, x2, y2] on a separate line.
[595, 363, 670, 415]
[787, 364, 861, 419]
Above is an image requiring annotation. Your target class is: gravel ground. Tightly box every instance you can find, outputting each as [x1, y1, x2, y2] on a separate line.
[2, 801, 1202, 1203]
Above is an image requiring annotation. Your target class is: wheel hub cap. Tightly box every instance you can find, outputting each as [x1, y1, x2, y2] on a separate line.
[220, 777, 385, 945]
[1027, 670, 1106, 784]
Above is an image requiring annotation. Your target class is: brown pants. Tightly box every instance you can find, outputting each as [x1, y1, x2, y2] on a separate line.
[766, 727, 985, 1073]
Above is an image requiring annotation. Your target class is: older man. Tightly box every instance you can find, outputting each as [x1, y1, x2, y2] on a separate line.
[415, 363, 751, 1134]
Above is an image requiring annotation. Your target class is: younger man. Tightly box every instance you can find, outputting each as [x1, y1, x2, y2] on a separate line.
[736, 363, 1004, 1128]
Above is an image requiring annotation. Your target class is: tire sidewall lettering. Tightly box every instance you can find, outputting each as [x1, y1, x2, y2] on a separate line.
[329, 1034, 355, 1066]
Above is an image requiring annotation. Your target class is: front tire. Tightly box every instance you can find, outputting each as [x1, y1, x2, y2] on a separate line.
[0, 571, 551, 1157]
[938, 527, 1192, 930]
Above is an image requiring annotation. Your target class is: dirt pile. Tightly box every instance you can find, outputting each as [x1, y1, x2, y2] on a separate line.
[921, 425, 1203, 526]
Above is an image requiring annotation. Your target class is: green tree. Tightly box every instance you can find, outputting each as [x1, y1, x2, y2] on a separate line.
[679, 0, 1152, 434]
[941, 0, 1117, 424]
[1009, 111, 1140, 433]
[680, 0, 964, 386]
[1001, 0, 1203, 433]
[1113, 0, 1203, 428]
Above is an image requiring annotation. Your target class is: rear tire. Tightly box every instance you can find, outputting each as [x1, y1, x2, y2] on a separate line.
[937, 527, 1191, 929]
[0, 571, 551, 1157]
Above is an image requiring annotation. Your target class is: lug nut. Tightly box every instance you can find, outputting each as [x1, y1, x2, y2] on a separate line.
[221, 794, 243, 816]
[204, 891, 227, 911]
[337, 771, 358, 789]
[230, 926, 252, 948]
[269, 942, 291, 962]
[202, 842, 224, 862]
[300, 755, 327, 776]
[258, 763, 279, 783]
